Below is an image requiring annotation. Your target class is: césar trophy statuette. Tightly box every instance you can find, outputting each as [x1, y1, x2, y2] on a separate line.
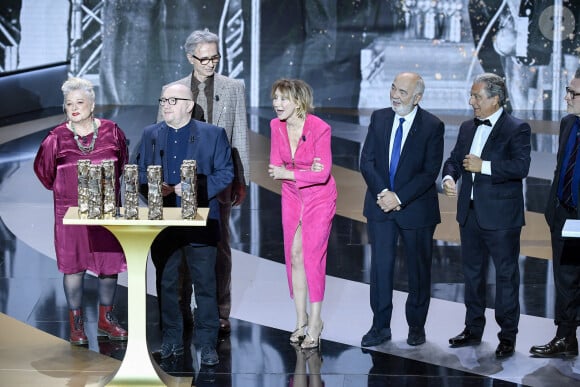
[87, 164, 103, 219]
[147, 165, 163, 220]
[123, 164, 139, 219]
[102, 160, 116, 219]
[180, 160, 198, 219]
[77, 159, 90, 218]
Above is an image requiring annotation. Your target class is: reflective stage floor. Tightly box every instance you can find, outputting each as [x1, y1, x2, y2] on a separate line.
[0, 106, 579, 386]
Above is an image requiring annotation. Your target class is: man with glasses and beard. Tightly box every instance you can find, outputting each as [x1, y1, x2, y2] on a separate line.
[360, 72, 444, 348]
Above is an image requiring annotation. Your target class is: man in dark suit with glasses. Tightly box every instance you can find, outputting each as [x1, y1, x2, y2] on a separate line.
[530, 69, 580, 358]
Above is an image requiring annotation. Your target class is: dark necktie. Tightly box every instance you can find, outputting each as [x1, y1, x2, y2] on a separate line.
[561, 119, 580, 207]
[390, 117, 405, 190]
[197, 82, 208, 119]
[474, 118, 492, 127]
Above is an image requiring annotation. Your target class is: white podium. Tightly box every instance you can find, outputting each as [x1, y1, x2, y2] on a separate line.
[63, 207, 208, 386]
[562, 219, 580, 238]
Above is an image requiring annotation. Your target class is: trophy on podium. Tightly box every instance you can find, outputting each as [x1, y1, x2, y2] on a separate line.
[88, 164, 103, 219]
[102, 160, 116, 219]
[147, 165, 163, 220]
[77, 159, 91, 218]
[180, 160, 198, 219]
[123, 164, 139, 220]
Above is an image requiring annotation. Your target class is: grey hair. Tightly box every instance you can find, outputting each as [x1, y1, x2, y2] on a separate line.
[61, 77, 95, 104]
[473, 73, 507, 106]
[184, 29, 220, 55]
[575, 68, 580, 79]
[413, 74, 425, 97]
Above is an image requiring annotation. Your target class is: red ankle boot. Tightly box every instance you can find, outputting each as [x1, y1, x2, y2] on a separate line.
[69, 309, 88, 345]
[98, 305, 128, 341]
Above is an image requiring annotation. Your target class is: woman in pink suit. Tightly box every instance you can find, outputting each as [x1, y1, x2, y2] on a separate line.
[34, 77, 128, 345]
[268, 79, 337, 349]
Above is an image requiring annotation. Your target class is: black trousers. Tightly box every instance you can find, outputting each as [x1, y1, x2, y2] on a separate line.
[159, 245, 219, 347]
[550, 204, 580, 337]
[459, 208, 521, 343]
[367, 220, 435, 332]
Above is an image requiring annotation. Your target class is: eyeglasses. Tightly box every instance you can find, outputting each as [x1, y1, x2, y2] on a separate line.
[191, 54, 221, 65]
[565, 87, 580, 99]
[158, 97, 191, 106]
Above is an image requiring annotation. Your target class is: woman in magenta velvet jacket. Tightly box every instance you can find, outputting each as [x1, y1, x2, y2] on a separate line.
[268, 79, 337, 350]
[34, 77, 128, 346]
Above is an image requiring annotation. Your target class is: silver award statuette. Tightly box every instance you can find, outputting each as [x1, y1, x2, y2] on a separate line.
[88, 163, 103, 219]
[147, 165, 163, 220]
[102, 160, 116, 219]
[180, 160, 197, 219]
[77, 159, 91, 218]
[123, 164, 139, 219]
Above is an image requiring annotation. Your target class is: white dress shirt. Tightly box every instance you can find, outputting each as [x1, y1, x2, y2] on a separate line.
[442, 108, 503, 198]
[380, 106, 418, 201]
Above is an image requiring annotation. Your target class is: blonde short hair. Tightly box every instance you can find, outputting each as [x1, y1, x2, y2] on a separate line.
[271, 79, 314, 119]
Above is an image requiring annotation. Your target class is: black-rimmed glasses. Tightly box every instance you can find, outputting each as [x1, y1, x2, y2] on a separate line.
[565, 87, 580, 99]
[191, 54, 221, 65]
[158, 97, 192, 106]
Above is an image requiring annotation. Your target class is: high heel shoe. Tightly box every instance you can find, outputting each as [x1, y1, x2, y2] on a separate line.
[290, 315, 308, 343]
[301, 322, 323, 349]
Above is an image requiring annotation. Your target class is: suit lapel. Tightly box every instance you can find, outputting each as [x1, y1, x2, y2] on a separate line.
[558, 117, 576, 165]
[489, 111, 506, 140]
[481, 111, 505, 157]
[158, 125, 169, 179]
[213, 74, 224, 124]
[399, 107, 420, 163]
[186, 121, 200, 160]
[384, 109, 395, 163]
[466, 122, 478, 150]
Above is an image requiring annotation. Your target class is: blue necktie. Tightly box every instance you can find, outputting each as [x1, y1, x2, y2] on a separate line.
[561, 118, 580, 207]
[390, 117, 405, 190]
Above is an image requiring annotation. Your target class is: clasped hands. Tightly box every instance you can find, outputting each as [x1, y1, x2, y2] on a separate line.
[268, 157, 324, 180]
[377, 191, 401, 212]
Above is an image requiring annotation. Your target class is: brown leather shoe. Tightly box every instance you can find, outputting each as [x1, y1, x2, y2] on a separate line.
[530, 336, 578, 358]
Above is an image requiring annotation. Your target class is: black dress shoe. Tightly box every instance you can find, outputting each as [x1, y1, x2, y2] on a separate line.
[361, 327, 391, 347]
[530, 336, 579, 358]
[449, 328, 482, 348]
[495, 339, 515, 358]
[407, 327, 426, 346]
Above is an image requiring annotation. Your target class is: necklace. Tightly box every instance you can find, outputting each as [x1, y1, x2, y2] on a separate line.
[71, 119, 98, 154]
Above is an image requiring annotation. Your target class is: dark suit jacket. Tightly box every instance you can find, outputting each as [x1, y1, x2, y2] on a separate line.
[158, 73, 249, 185]
[442, 111, 531, 230]
[137, 119, 234, 254]
[545, 114, 580, 230]
[360, 106, 444, 229]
